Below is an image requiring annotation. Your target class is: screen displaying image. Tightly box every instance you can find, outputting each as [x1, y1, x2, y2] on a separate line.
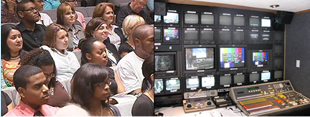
[155, 54, 175, 72]
[250, 33, 259, 40]
[234, 16, 244, 26]
[185, 13, 198, 24]
[219, 30, 231, 41]
[261, 72, 271, 80]
[154, 79, 163, 93]
[233, 31, 244, 41]
[220, 75, 231, 85]
[185, 47, 214, 70]
[186, 77, 199, 89]
[164, 12, 179, 24]
[165, 79, 180, 91]
[201, 14, 214, 25]
[155, 28, 161, 40]
[184, 30, 198, 40]
[249, 73, 259, 82]
[274, 70, 283, 79]
[262, 33, 270, 40]
[201, 76, 215, 88]
[164, 28, 179, 41]
[234, 75, 245, 83]
[249, 17, 259, 27]
[261, 18, 271, 27]
[155, 15, 161, 23]
[220, 47, 245, 68]
[220, 15, 231, 25]
[200, 30, 214, 41]
[252, 52, 268, 66]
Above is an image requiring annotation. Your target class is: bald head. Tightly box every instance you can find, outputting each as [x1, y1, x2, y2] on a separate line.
[132, 24, 154, 42]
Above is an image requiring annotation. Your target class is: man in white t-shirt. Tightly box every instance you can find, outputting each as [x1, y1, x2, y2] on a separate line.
[116, 24, 154, 94]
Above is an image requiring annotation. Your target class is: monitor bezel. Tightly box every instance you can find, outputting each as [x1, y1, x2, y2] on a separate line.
[273, 57, 284, 70]
[233, 13, 246, 29]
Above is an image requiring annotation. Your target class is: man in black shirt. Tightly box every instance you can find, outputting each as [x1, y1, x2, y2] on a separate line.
[116, 0, 153, 27]
[16, 0, 46, 51]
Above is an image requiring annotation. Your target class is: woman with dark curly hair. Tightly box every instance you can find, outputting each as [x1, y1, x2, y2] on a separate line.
[71, 63, 121, 116]
[20, 48, 70, 107]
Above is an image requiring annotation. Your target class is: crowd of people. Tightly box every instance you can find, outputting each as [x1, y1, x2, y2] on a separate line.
[1, 0, 154, 116]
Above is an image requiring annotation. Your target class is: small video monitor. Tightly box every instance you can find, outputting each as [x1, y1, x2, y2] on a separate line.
[154, 79, 164, 94]
[220, 75, 232, 87]
[274, 57, 283, 68]
[261, 18, 271, 27]
[274, 70, 283, 79]
[165, 78, 181, 92]
[164, 12, 179, 24]
[185, 47, 214, 70]
[184, 29, 198, 41]
[234, 15, 245, 26]
[154, 15, 161, 23]
[154, 27, 161, 41]
[219, 47, 246, 69]
[274, 44, 284, 56]
[261, 72, 271, 81]
[201, 75, 215, 89]
[184, 13, 198, 24]
[249, 17, 260, 27]
[219, 30, 231, 41]
[163, 28, 179, 42]
[186, 76, 200, 90]
[249, 73, 260, 83]
[201, 13, 214, 25]
[155, 54, 175, 72]
[252, 52, 268, 66]
[200, 29, 214, 43]
[233, 30, 245, 41]
[234, 74, 245, 85]
[274, 31, 284, 42]
[220, 15, 232, 26]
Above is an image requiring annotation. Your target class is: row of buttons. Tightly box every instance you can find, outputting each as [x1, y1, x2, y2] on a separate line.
[248, 89, 261, 93]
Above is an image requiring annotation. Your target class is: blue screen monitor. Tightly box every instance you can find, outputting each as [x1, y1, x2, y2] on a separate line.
[220, 47, 245, 69]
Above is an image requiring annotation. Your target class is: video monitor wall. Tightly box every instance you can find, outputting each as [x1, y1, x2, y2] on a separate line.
[185, 47, 215, 70]
[219, 47, 245, 69]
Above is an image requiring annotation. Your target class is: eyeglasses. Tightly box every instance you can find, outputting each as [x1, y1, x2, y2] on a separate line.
[44, 72, 55, 78]
[22, 7, 38, 12]
[96, 80, 112, 88]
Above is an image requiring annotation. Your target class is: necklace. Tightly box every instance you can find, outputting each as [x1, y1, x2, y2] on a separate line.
[10, 55, 20, 60]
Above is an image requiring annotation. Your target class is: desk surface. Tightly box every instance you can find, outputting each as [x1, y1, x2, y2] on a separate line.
[156, 105, 247, 117]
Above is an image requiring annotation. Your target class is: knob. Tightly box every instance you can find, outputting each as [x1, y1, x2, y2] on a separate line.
[187, 103, 192, 108]
[207, 101, 212, 105]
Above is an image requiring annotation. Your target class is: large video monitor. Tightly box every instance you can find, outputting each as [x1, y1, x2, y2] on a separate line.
[183, 28, 199, 44]
[155, 52, 178, 77]
[233, 29, 245, 44]
[154, 79, 164, 95]
[274, 44, 284, 56]
[201, 12, 214, 26]
[163, 27, 179, 44]
[185, 76, 200, 91]
[154, 27, 162, 43]
[200, 28, 215, 44]
[249, 16, 260, 28]
[219, 45, 246, 70]
[164, 10, 179, 24]
[249, 72, 260, 84]
[184, 11, 198, 25]
[218, 29, 232, 44]
[233, 14, 245, 27]
[201, 75, 215, 89]
[165, 78, 182, 94]
[234, 73, 245, 86]
[220, 74, 232, 88]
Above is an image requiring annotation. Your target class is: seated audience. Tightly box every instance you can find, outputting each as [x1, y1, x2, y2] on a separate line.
[57, 2, 85, 51]
[1, 91, 14, 116]
[31, 0, 53, 27]
[85, 17, 120, 67]
[16, 0, 46, 51]
[20, 48, 71, 107]
[93, 2, 125, 50]
[71, 63, 121, 116]
[61, 0, 86, 28]
[116, 0, 153, 27]
[1, 0, 20, 23]
[41, 23, 80, 95]
[116, 24, 154, 94]
[4, 65, 58, 116]
[79, 37, 125, 94]
[132, 55, 154, 116]
[119, 14, 145, 58]
[1, 24, 26, 89]
[55, 104, 89, 116]
[43, 0, 60, 10]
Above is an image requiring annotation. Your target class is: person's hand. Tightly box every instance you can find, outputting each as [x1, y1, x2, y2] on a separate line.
[6, 0, 16, 12]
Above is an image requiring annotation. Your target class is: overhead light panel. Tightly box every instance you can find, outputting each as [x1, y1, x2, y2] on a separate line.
[270, 4, 280, 8]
